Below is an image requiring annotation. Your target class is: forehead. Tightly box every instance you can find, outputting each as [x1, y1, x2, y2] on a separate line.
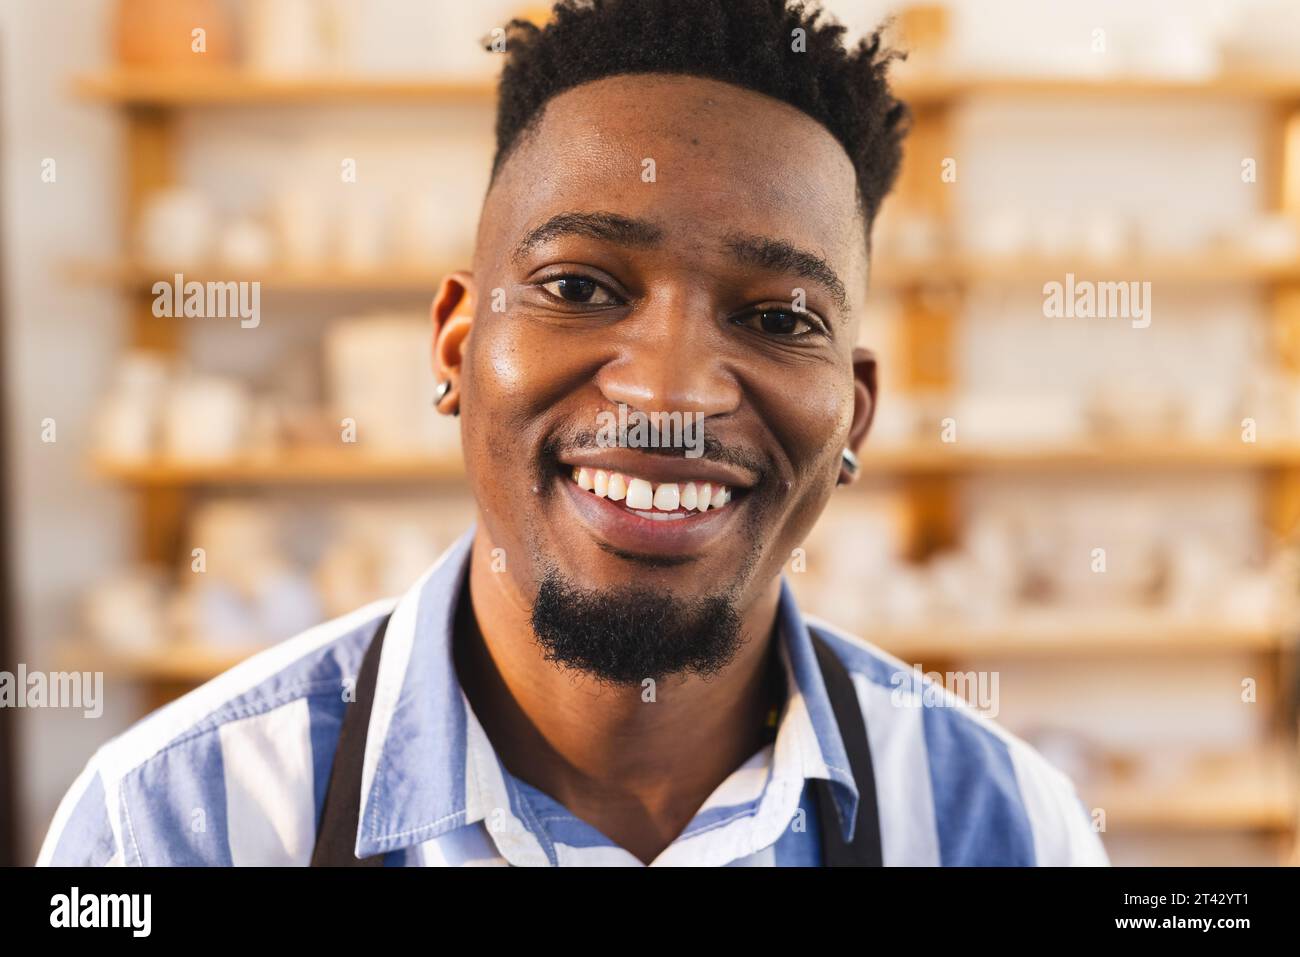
[480, 74, 867, 283]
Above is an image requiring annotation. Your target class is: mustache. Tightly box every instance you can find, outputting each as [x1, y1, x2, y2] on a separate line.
[545, 428, 770, 478]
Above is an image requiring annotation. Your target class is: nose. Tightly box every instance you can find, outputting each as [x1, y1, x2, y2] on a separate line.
[593, 293, 742, 419]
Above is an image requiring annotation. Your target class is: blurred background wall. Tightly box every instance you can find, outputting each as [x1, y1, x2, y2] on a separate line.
[2, 0, 1299, 866]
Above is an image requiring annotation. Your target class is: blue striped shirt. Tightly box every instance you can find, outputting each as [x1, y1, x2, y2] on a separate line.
[39, 527, 1108, 866]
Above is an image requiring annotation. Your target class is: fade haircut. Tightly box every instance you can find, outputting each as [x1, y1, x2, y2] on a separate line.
[487, 0, 909, 231]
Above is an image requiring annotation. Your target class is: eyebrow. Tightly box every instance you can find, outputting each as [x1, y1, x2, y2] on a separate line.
[512, 210, 850, 316]
[723, 233, 850, 316]
[512, 212, 665, 261]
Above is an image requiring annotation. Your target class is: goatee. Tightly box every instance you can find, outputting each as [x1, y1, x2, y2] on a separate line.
[530, 569, 744, 684]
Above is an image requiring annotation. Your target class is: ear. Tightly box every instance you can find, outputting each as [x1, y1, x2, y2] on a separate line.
[840, 346, 878, 485]
[431, 271, 474, 416]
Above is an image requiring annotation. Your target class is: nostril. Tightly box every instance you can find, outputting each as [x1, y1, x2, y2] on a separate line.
[593, 360, 743, 424]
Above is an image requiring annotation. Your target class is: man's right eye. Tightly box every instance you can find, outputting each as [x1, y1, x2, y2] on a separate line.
[539, 275, 619, 305]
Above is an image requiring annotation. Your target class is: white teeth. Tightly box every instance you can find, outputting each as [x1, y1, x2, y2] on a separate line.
[653, 482, 680, 511]
[569, 468, 732, 514]
[625, 477, 654, 510]
[631, 509, 688, 522]
[607, 472, 627, 501]
[681, 482, 698, 510]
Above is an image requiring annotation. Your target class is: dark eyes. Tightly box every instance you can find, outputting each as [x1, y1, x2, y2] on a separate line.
[539, 275, 620, 306]
[534, 274, 825, 338]
[735, 308, 818, 337]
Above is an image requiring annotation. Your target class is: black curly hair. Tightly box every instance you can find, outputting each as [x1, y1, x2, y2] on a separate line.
[488, 0, 909, 232]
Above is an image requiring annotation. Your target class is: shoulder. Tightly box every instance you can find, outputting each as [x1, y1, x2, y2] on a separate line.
[37, 599, 393, 866]
[805, 614, 1109, 867]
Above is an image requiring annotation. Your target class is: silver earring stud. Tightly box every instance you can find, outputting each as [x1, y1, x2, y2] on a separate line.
[433, 380, 451, 406]
[841, 448, 859, 477]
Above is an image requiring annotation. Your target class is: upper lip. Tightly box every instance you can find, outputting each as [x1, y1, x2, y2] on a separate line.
[556, 448, 759, 489]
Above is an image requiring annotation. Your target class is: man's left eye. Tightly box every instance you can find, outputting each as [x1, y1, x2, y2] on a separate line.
[540, 276, 619, 305]
[737, 308, 819, 337]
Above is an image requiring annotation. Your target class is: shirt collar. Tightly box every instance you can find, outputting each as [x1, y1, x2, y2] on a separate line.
[353, 526, 860, 859]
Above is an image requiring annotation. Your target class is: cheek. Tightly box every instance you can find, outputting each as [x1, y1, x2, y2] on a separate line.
[743, 365, 853, 564]
[466, 310, 596, 418]
[468, 316, 532, 402]
[461, 320, 542, 509]
[758, 364, 855, 470]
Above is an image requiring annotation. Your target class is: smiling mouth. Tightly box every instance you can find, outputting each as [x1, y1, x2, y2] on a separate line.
[568, 466, 735, 521]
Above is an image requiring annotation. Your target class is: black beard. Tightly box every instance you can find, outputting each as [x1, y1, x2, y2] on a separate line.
[530, 569, 744, 684]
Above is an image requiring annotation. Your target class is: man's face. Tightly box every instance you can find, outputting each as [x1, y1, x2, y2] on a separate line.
[441, 74, 873, 676]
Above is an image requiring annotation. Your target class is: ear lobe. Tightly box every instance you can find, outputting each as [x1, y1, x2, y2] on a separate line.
[431, 271, 474, 414]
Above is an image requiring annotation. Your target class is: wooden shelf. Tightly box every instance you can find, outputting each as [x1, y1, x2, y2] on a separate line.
[874, 619, 1290, 660]
[1081, 750, 1298, 832]
[93, 451, 466, 485]
[57, 640, 265, 685]
[70, 254, 1300, 293]
[72, 71, 497, 105]
[72, 70, 1300, 108]
[897, 71, 1300, 105]
[92, 441, 1300, 487]
[873, 254, 1300, 285]
[66, 259, 454, 293]
[59, 626, 1288, 687]
[860, 441, 1300, 473]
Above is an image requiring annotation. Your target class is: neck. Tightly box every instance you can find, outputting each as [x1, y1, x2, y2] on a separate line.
[454, 532, 784, 864]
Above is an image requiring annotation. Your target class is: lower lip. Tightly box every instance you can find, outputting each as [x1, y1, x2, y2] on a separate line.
[558, 476, 742, 558]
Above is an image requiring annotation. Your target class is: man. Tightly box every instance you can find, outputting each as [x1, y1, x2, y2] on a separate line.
[40, 0, 1107, 866]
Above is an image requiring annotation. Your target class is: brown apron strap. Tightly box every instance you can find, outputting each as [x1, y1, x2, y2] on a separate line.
[310, 613, 391, 866]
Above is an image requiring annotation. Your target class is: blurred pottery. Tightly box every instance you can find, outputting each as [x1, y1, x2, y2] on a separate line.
[138, 188, 215, 267]
[245, 0, 326, 76]
[113, 0, 233, 69]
